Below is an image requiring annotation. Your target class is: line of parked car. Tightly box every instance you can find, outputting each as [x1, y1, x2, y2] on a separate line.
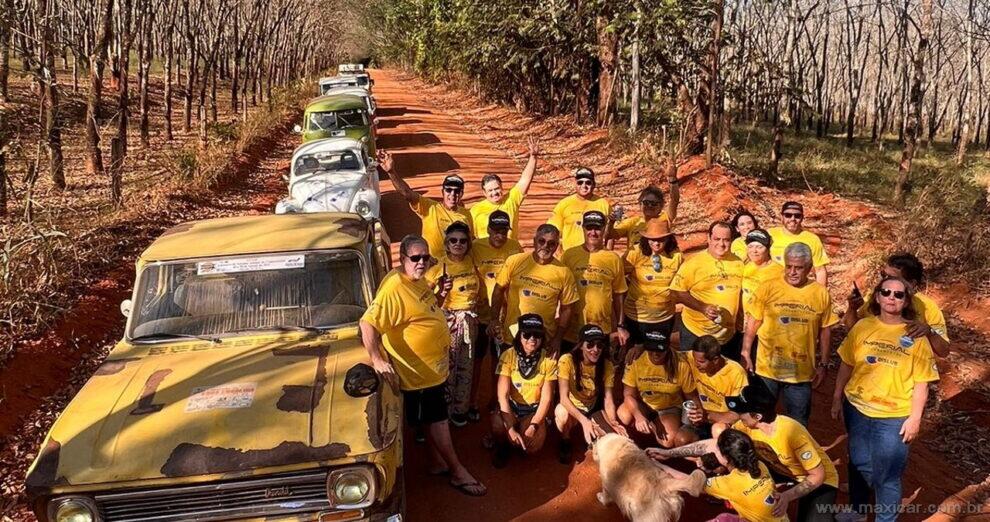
[24, 65, 405, 522]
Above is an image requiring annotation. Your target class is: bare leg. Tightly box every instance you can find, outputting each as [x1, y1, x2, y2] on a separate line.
[427, 420, 486, 495]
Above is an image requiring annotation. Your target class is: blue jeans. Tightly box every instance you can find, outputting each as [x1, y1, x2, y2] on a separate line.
[843, 399, 910, 522]
[760, 376, 811, 427]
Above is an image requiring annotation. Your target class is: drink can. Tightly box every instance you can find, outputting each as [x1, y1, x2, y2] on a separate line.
[612, 204, 625, 221]
[682, 400, 697, 425]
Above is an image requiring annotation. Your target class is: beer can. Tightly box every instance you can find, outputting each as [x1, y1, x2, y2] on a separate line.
[682, 400, 697, 425]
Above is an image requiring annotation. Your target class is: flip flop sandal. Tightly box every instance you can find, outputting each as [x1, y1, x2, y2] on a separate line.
[449, 479, 487, 497]
[428, 468, 450, 476]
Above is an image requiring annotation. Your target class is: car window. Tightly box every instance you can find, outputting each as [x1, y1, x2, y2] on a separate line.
[130, 250, 369, 339]
[307, 110, 368, 132]
[295, 151, 363, 175]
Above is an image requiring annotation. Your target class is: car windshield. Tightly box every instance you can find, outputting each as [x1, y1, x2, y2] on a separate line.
[294, 150, 363, 175]
[308, 110, 368, 132]
[129, 250, 368, 340]
[321, 81, 357, 94]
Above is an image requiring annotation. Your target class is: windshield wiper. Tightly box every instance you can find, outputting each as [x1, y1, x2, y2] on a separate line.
[235, 325, 328, 334]
[131, 333, 222, 344]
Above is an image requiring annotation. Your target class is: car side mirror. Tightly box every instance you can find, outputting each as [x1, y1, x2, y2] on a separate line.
[373, 118, 381, 126]
[120, 299, 132, 318]
[292, 124, 302, 134]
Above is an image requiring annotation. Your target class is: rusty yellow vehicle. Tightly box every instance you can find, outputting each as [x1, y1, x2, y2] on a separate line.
[25, 213, 403, 522]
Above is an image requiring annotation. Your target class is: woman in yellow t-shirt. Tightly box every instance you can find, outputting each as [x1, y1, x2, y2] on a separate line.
[554, 324, 626, 463]
[831, 276, 939, 522]
[730, 210, 760, 261]
[608, 183, 680, 250]
[491, 314, 558, 467]
[617, 329, 699, 448]
[622, 218, 682, 359]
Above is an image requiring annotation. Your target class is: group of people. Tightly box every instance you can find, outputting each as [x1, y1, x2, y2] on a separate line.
[358, 142, 948, 521]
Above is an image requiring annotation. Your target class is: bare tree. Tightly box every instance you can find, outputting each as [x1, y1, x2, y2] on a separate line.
[896, 0, 933, 206]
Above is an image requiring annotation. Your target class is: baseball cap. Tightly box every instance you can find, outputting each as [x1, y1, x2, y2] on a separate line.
[781, 201, 803, 214]
[574, 167, 595, 181]
[516, 313, 545, 335]
[582, 210, 607, 229]
[725, 380, 776, 415]
[745, 228, 772, 248]
[642, 329, 669, 352]
[442, 175, 465, 190]
[488, 210, 511, 229]
[579, 324, 608, 344]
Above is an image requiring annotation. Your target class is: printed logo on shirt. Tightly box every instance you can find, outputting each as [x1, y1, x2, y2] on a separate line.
[580, 279, 589, 287]
[764, 494, 777, 505]
[779, 316, 791, 325]
[487, 272, 496, 278]
[899, 335, 915, 349]
[699, 394, 710, 403]
[800, 451, 813, 460]
[716, 285, 726, 292]
[645, 275, 655, 281]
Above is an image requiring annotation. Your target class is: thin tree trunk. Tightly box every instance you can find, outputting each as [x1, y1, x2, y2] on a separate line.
[85, 0, 115, 177]
[629, 6, 641, 133]
[38, 0, 64, 190]
[705, 0, 724, 167]
[895, 0, 932, 206]
[0, 1, 10, 103]
[138, 0, 152, 147]
[956, 0, 974, 165]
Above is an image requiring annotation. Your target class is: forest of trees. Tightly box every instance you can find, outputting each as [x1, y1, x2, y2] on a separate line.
[366, 0, 990, 203]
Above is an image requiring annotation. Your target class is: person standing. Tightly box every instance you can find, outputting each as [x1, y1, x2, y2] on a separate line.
[740, 229, 784, 314]
[742, 242, 838, 426]
[360, 235, 486, 496]
[378, 150, 473, 257]
[844, 252, 950, 357]
[831, 276, 939, 521]
[470, 210, 523, 418]
[671, 221, 745, 359]
[426, 222, 482, 427]
[548, 167, 611, 250]
[767, 201, 829, 286]
[622, 218, 683, 354]
[489, 224, 579, 356]
[469, 138, 538, 239]
[609, 182, 680, 251]
[561, 211, 629, 353]
[730, 211, 760, 261]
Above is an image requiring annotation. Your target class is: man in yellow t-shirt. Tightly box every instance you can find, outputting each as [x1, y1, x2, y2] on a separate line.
[767, 201, 829, 286]
[378, 150, 473, 257]
[360, 235, 486, 496]
[561, 211, 629, 352]
[469, 138, 538, 239]
[548, 167, 611, 250]
[671, 221, 744, 359]
[686, 336, 748, 433]
[726, 380, 840, 521]
[489, 224, 579, 355]
[843, 252, 950, 358]
[742, 241, 838, 427]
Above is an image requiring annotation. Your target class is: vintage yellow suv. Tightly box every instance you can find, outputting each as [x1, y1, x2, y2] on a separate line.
[25, 213, 403, 522]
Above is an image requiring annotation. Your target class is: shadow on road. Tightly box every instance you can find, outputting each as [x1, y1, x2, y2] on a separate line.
[376, 133, 442, 150]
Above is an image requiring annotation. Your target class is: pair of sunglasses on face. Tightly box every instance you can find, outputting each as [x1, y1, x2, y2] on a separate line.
[443, 187, 463, 194]
[640, 200, 661, 208]
[536, 237, 559, 248]
[879, 288, 906, 300]
[447, 237, 469, 245]
[521, 331, 543, 340]
[783, 212, 803, 219]
[576, 180, 594, 187]
[405, 254, 431, 263]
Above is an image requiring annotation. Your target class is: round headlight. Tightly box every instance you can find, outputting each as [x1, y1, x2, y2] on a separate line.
[327, 467, 375, 508]
[50, 498, 96, 522]
[355, 200, 372, 218]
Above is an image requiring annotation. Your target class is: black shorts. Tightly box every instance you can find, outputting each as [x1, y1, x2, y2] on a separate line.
[403, 383, 448, 426]
[625, 316, 675, 349]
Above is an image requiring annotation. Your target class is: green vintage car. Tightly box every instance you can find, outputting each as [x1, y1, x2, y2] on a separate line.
[296, 95, 376, 153]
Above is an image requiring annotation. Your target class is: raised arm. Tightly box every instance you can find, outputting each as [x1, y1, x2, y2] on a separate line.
[665, 163, 680, 223]
[515, 137, 538, 196]
[377, 150, 420, 205]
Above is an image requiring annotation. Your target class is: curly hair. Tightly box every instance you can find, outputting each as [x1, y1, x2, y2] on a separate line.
[717, 429, 763, 479]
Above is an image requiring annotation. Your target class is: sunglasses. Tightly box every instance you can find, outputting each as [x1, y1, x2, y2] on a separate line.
[879, 288, 906, 300]
[443, 187, 463, 194]
[576, 180, 594, 186]
[405, 254, 431, 263]
[536, 238, 559, 247]
[585, 341, 607, 350]
[521, 331, 543, 340]
[782, 212, 803, 219]
[640, 200, 662, 207]
[447, 237, 469, 245]
[583, 225, 603, 231]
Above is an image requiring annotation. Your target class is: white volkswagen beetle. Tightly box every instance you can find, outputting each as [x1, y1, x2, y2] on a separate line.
[276, 138, 382, 219]
[321, 85, 377, 115]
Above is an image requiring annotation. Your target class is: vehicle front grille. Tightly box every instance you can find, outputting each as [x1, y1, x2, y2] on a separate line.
[94, 470, 331, 521]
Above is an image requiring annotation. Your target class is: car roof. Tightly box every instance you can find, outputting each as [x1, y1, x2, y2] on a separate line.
[292, 137, 365, 160]
[306, 94, 366, 112]
[322, 86, 370, 98]
[140, 213, 370, 262]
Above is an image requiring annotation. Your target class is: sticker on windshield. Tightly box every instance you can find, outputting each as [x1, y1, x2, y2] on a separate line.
[185, 383, 257, 412]
[197, 254, 304, 275]
[331, 130, 346, 137]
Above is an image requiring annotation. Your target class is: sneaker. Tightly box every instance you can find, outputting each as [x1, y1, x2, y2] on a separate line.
[450, 413, 468, 427]
[414, 426, 426, 444]
[493, 443, 510, 469]
[467, 407, 481, 423]
[558, 439, 573, 464]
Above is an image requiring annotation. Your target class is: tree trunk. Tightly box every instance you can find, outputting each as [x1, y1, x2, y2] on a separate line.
[895, 0, 931, 206]
[956, 0, 974, 165]
[84, 0, 115, 177]
[38, 0, 64, 190]
[0, 0, 10, 103]
[110, 136, 123, 205]
[629, 12, 640, 133]
[117, 0, 133, 158]
[0, 148, 6, 216]
[595, 14, 619, 126]
[705, 0, 724, 167]
[138, 0, 152, 148]
[164, 31, 174, 141]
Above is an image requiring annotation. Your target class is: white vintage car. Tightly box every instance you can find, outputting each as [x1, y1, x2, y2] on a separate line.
[321, 85, 377, 115]
[276, 138, 382, 219]
[319, 73, 372, 95]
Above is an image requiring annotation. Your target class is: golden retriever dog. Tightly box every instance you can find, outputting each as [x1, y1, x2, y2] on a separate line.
[592, 433, 706, 522]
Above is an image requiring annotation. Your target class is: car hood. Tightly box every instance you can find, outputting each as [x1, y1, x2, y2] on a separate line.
[289, 172, 368, 212]
[25, 327, 400, 493]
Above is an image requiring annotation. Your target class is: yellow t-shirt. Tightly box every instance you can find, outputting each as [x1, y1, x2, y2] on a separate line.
[414, 197, 473, 257]
[558, 353, 615, 412]
[670, 251, 745, 344]
[767, 227, 829, 267]
[611, 212, 670, 251]
[621, 352, 695, 411]
[623, 250, 682, 324]
[496, 349, 558, 407]
[731, 236, 748, 261]
[704, 462, 788, 522]
[495, 252, 580, 340]
[838, 316, 940, 418]
[469, 186, 524, 239]
[742, 261, 784, 314]
[732, 416, 840, 488]
[471, 238, 523, 323]
[548, 194, 611, 250]
[857, 291, 949, 342]
[688, 359, 748, 413]
[561, 246, 628, 341]
[750, 279, 839, 383]
[361, 270, 451, 391]
[425, 255, 481, 311]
